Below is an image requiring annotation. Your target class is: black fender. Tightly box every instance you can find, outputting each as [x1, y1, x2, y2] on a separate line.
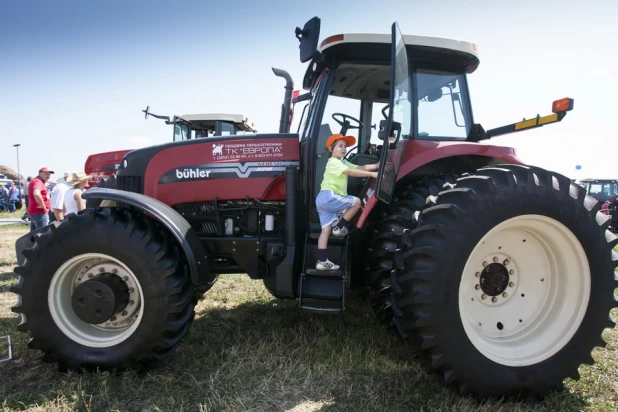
[81, 188, 213, 287]
[11, 187, 213, 289]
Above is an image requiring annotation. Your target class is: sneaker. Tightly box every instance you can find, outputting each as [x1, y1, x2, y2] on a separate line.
[331, 225, 348, 237]
[316, 259, 340, 271]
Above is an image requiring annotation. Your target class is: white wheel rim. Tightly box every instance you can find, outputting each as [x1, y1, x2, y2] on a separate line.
[458, 215, 591, 367]
[48, 253, 144, 348]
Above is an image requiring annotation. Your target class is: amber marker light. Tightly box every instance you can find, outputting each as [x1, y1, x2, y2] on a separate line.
[552, 98, 574, 113]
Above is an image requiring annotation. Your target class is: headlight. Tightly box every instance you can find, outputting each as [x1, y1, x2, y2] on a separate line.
[123, 159, 128, 168]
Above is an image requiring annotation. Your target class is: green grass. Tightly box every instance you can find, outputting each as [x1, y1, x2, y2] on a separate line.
[0, 210, 23, 219]
[1, 225, 617, 411]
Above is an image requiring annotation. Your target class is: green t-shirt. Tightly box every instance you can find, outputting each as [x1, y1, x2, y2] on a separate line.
[320, 157, 358, 195]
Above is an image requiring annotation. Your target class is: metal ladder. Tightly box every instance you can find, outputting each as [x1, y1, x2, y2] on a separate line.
[298, 232, 348, 313]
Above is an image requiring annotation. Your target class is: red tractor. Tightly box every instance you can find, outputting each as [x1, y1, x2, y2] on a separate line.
[12, 18, 617, 400]
[84, 108, 257, 188]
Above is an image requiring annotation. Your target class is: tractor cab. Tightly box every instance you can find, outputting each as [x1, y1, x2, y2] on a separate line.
[293, 18, 479, 206]
[171, 113, 257, 141]
[142, 106, 257, 142]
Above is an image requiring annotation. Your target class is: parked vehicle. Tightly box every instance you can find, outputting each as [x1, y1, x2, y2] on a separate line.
[12, 17, 617, 400]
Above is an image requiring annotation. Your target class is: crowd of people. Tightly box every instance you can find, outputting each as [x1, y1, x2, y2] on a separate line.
[6, 167, 91, 232]
[0, 180, 20, 212]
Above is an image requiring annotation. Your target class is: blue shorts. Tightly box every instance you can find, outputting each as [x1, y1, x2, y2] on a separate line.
[316, 190, 356, 228]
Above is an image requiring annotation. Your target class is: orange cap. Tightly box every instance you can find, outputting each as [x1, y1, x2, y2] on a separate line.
[325, 133, 356, 149]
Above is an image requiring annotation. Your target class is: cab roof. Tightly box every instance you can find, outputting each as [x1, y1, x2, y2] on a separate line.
[178, 113, 256, 131]
[319, 33, 480, 73]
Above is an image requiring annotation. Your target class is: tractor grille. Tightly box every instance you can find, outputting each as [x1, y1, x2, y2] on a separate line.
[173, 201, 222, 235]
[116, 175, 143, 194]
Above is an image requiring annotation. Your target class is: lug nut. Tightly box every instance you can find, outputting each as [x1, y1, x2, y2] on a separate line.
[482, 261, 488, 267]
[129, 288, 135, 293]
[475, 272, 480, 278]
[475, 284, 480, 290]
[509, 270, 515, 275]
[123, 276, 129, 281]
[88, 273, 93, 278]
[491, 297, 498, 303]
[99, 268, 105, 273]
[509, 282, 514, 288]
[129, 300, 134, 305]
[121, 311, 128, 316]
[110, 316, 116, 321]
[503, 259, 510, 266]
[493, 257, 499, 263]
[502, 292, 508, 297]
[481, 294, 487, 300]
[112, 269, 117, 274]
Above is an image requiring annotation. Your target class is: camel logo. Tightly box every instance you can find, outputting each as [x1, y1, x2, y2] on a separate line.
[212, 143, 224, 155]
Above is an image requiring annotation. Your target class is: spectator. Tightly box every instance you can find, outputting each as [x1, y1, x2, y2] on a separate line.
[22, 176, 32, 222]
[64, 172, 90, 216]
[50, 172, 71, 221]
[27, 167, 54, 231]
[7, 182, 18, 213]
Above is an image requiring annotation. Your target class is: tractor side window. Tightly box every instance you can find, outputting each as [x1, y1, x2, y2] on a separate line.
[416, 69, 471, 140]
[299, 72, 328, 141]
[173, 123, 190, 141]
[220, 122, 235, 136]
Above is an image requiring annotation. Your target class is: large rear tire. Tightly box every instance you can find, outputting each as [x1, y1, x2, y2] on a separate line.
[366, 174, 459, 339]
[11, 208, 194, 371]
[371, 165, 618, 398]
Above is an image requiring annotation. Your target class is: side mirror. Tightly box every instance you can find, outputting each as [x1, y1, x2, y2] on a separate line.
[378, 120, 402, 148]
[296, 17, 321, 63]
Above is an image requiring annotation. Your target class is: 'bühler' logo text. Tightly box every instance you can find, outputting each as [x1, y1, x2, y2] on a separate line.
[176, 168, 212, 179]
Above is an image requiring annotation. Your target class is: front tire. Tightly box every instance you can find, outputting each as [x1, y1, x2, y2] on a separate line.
[11, 208, 194, 371]
[379, 165, 618, 398]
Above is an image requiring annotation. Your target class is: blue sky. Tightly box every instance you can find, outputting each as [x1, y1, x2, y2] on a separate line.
[1, 0, 617, 182]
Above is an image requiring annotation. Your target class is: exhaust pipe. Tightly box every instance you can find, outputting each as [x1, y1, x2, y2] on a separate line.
[272, 68, 294, 134]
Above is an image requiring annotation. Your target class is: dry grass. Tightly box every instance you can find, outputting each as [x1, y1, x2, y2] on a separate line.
[0, 224, 617, 411]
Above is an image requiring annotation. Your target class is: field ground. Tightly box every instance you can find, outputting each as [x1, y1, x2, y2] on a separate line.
[1, 219, 617, 411]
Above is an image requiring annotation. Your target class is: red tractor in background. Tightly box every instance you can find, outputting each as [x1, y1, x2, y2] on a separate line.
[12, 17, 617, 400]
[84, 109, 258, 188]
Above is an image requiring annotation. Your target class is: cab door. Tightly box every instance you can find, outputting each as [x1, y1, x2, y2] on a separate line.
[375, 22, 412, 204]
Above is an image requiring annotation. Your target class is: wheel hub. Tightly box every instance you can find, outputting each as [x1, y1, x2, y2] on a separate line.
[480, 263, 509, 296]
[71, 273, 129, 324]
[471, 253, 517, 305]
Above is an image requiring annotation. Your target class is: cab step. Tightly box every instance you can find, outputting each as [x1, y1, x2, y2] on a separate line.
[300, 301, 344, 313]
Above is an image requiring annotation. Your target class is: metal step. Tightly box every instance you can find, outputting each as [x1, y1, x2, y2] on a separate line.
[300, 302, 343, 313]
[305, 268, 343, 277]
[308, 232, 348, 243]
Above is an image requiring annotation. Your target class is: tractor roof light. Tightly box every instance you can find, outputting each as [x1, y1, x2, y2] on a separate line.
[320, 34, 344, 48]
[552, 98, 574, 114]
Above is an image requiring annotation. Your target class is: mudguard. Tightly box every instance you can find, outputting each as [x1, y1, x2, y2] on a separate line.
[79, 188, 214, 286]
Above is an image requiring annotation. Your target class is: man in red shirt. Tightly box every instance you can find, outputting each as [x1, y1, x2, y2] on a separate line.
[27, 167, 54, 231]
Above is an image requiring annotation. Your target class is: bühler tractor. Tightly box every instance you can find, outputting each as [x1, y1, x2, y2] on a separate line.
[84, 108, 257, 189]
[12, 17, 617, 399]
